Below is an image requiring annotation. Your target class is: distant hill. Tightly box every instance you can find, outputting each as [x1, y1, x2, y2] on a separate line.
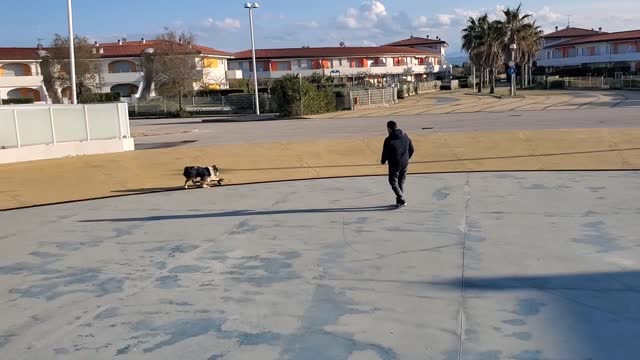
[446, 54, 469, 66]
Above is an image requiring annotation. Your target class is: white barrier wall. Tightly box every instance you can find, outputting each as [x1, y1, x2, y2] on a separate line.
[0, 103, 134, 164]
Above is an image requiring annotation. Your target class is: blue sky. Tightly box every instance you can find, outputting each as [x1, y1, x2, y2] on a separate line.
[2, 0, 639, 55]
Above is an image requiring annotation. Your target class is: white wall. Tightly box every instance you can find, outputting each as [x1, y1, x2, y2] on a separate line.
[0, 103, 133, 163]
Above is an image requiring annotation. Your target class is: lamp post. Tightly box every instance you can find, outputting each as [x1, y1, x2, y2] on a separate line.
[509, 43, 517, 97]
[67, 0, 78, 104]
[244, 2, 260, 115]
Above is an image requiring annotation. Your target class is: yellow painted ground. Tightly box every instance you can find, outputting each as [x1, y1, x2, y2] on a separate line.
[1, 128, 639, 210]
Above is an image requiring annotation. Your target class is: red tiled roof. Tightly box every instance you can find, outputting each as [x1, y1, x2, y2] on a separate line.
[0, 47, 40, 60]
[384, 36, 448, 47]
[543, 27, 603, 39]
[233, 46, 439, 60]
[96, 40, 232, 58]
[545, 29, 640, 48]
[0, 41, 232, 60]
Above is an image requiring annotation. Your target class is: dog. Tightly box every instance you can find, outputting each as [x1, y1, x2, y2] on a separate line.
[183, 165, 223, 189]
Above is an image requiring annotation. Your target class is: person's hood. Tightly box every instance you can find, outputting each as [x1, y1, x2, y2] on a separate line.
[389, 129, 404, 139]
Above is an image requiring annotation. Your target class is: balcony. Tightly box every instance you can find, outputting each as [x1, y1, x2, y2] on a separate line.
[0, 75, 43, 88]
[537, 51, 640, 67]
[101, 72, 144, 85]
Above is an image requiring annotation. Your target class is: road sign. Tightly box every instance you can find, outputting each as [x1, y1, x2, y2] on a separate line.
[508, 60, 516, 67]
[508, 67, 516, 76]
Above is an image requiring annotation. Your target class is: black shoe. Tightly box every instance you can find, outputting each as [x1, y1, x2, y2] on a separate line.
[396, 199, 406, 208]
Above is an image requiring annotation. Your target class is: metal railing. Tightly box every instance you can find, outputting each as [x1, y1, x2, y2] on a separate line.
[562, 76, 640, 90]
[349, 88, 396, 110]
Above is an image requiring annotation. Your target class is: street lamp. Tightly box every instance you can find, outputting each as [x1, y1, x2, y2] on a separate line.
[67, 0, 78, 104]
[509, 43, 517, 97]
[244, 2, 260, 115]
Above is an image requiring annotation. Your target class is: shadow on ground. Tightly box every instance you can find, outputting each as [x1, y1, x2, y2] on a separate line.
[433, 271, 640, 358]
[79, 206, 398, 222]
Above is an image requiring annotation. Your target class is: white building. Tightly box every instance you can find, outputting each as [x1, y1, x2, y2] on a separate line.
[537, 26, 640, 74]
[228, 44, 447, 86]
[0, 48, 47, 103]
[0, 40, 232, 103]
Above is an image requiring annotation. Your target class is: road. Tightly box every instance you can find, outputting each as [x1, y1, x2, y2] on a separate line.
[132, 107, 640, 149]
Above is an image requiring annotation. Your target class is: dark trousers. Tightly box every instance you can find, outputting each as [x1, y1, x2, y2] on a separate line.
[388, 165, 407, 201]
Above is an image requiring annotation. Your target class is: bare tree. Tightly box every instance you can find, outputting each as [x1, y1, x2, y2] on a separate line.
[149, 27, 199, 111]
[43, 34, 100, 103]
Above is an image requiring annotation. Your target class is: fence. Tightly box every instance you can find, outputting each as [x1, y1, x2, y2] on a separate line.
[0, 103, 132, 163]
[554, 76, 640, 90]
[130, 94, 279, 115]
[349, 88, 396, 110]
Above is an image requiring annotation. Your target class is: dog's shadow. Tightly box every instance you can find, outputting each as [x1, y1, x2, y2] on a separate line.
[112, 184, 223, 194]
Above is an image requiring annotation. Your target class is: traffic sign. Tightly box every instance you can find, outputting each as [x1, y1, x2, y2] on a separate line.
[508, 60, 516, 67]
[508, 67, 516, 76]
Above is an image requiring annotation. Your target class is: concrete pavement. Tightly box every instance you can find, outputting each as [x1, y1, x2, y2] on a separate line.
[131, 107, 640, 148]
[309, 90, 640, 118]
[2, 128, 640, 210]
[1, 172, 640, 359]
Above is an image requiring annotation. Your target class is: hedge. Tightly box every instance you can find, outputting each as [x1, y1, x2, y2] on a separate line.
[1, 97, 34, 105]
[272, 74, 336, 117]
[79, 92, 121, 103]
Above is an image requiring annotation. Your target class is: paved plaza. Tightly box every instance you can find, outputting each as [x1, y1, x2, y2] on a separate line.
[2, 172, 640, 359]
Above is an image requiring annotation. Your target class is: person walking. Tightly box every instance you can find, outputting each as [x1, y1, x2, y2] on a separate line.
[381, 120, 414, 208]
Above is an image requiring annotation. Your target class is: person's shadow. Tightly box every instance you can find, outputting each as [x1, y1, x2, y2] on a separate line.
[79, 205, 398, 223]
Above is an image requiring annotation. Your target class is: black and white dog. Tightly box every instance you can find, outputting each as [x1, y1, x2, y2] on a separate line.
[183, 165, 223, 189]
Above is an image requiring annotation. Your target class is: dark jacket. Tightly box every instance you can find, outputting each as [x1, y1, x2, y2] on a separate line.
[381, 129, 414, 168]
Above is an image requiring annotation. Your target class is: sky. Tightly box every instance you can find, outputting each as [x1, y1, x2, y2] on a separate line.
[2, 0, 640, 56]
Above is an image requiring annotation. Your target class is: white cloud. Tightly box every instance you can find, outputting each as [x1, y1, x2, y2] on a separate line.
[206, 17, 241, 31]
[337, 1, 389, 29]
[435, 14, 455, 26]
[361, 0, 387, 21]
[534, 6, 564, 24]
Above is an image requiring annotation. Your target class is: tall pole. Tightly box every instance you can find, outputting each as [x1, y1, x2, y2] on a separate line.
[248, 7, 260, 115]
[510, 49, 516, 97]
[299, 73, 304, 117]
[67, 0, 78, 104]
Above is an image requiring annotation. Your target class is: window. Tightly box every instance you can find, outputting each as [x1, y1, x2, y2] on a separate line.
[274, 61, 291, 71]
[0, 63, 32, 76]
[108, 60, 137, 73]
[297, 59, 312, 69]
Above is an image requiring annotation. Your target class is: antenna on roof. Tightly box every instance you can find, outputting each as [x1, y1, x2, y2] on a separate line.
[567, 16, 570, 28]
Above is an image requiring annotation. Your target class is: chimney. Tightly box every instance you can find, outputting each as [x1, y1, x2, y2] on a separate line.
[599, 27, 602, 32]
[426, 34, 430, 39]
[141, 37, 146, 44]
[94, 41, 99, 46]
[555, 26, 558, 31]
[118, 39, 122, 45]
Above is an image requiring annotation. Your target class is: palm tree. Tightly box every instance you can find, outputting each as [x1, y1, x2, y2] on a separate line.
[462, 15, 488, 93]
[500, 4, 542, 88]
[462, 15, 504, 94]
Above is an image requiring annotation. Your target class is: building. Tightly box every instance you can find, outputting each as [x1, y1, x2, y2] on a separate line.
[0, 48, 47, 102]
[384, 35, 448, 59]
[229, 42, 448, 86]
[0, 39, 232, 103]
[536, 26, 640, 74]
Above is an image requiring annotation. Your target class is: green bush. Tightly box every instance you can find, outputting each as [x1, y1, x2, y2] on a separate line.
[548, 80, 564, 89]
[273, 74, 336, 117]
[1, 97, 34, 105]
[79, 92, 121, 103]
